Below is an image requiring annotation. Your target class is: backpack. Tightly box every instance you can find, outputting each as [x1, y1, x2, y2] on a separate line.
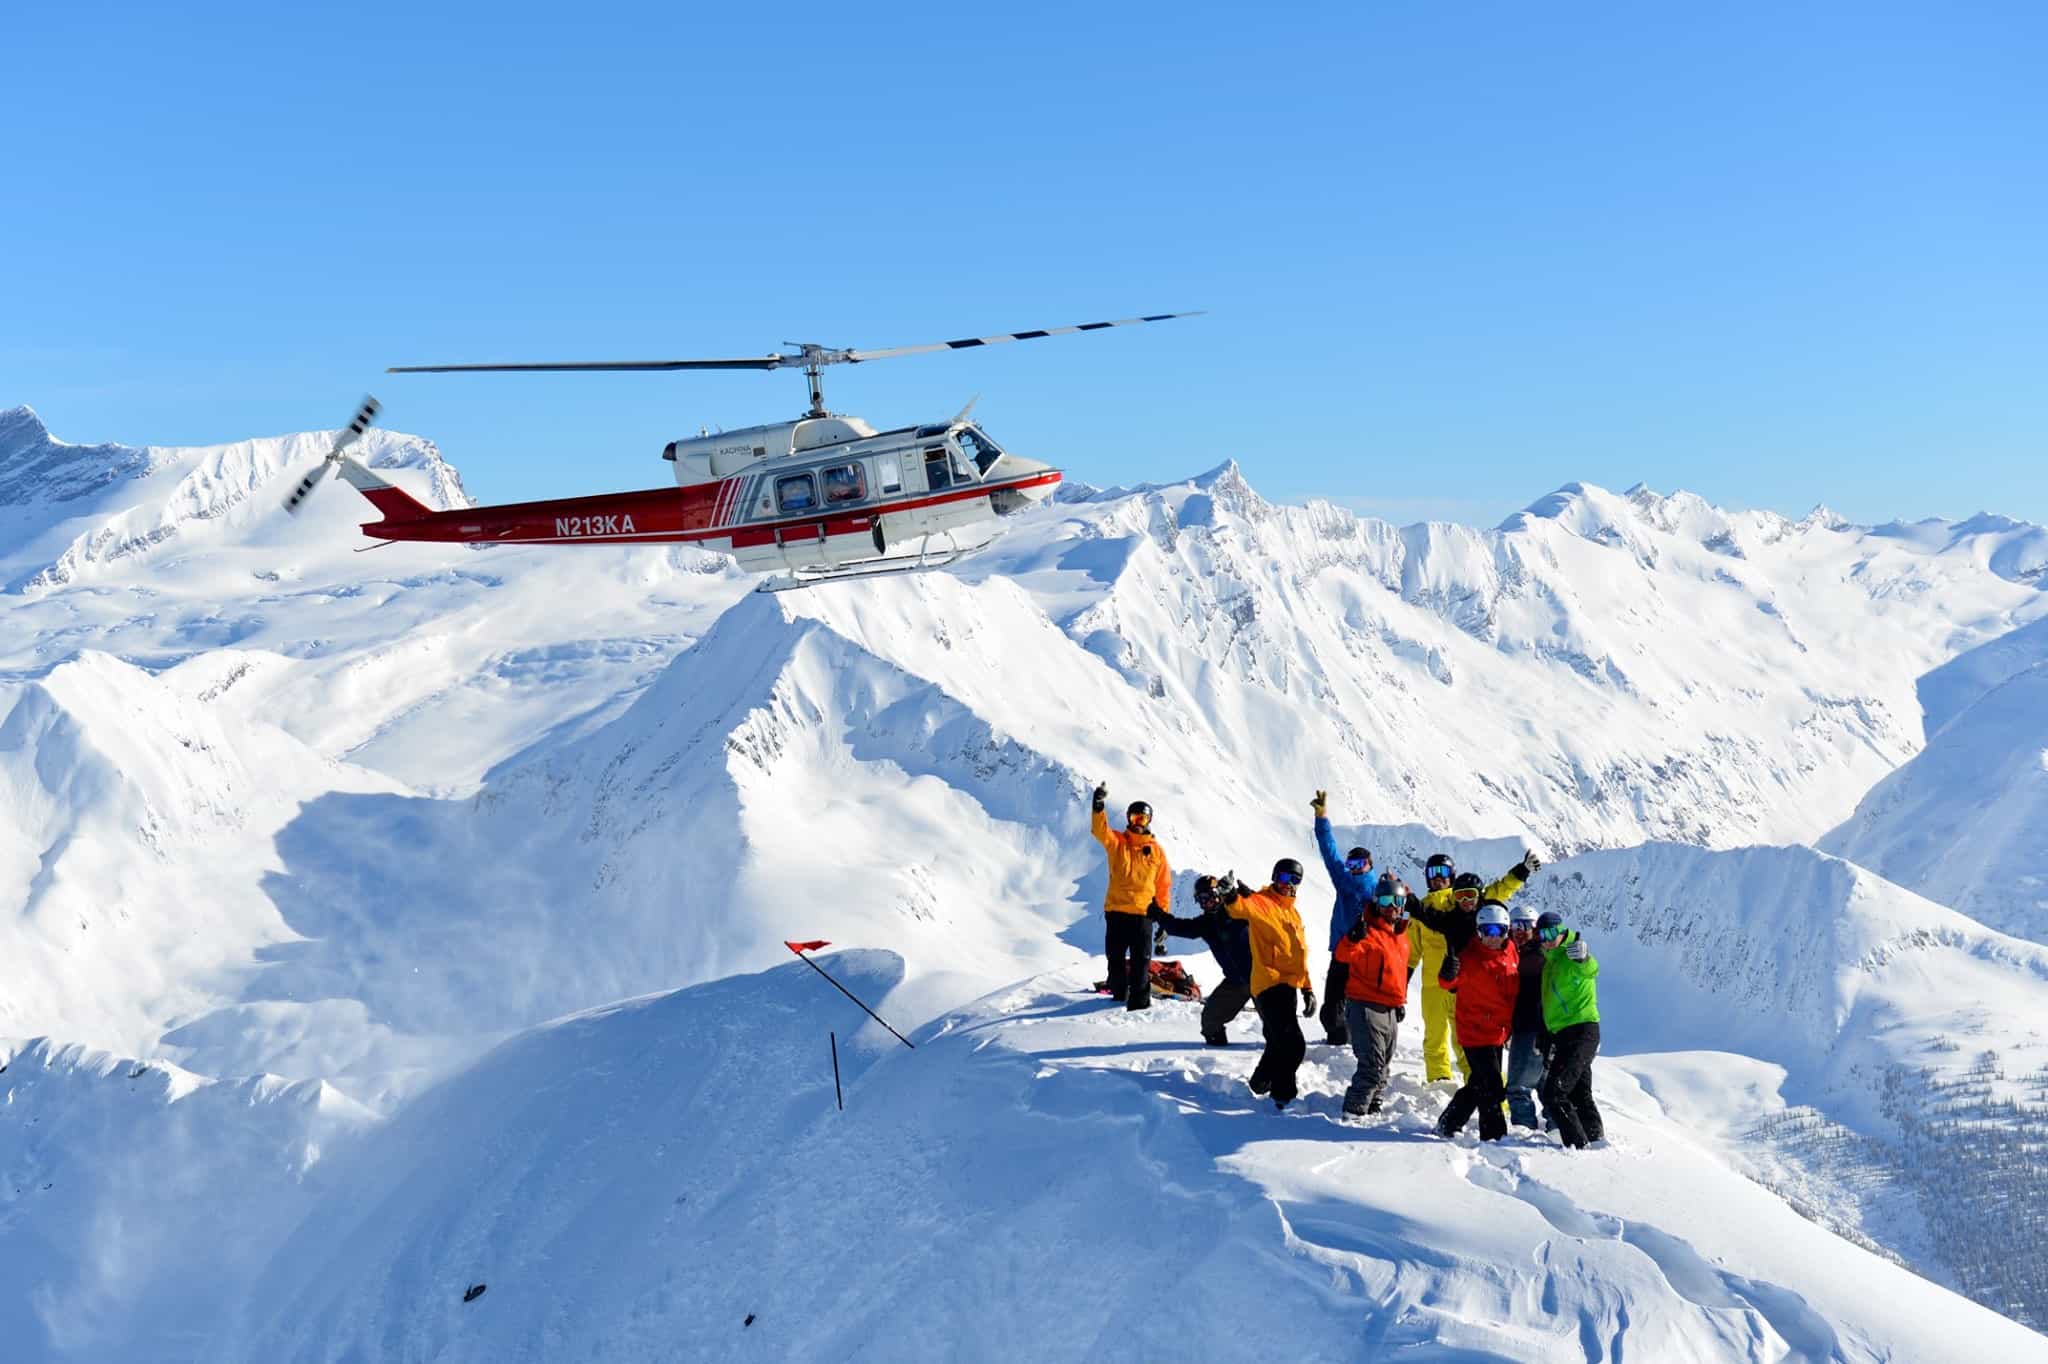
[1148, 959, 1203, 1002]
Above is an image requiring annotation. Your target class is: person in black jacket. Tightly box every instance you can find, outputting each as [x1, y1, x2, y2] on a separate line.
[1151, 875, 1255, 1045]
[1504, 902, 1548, 1128]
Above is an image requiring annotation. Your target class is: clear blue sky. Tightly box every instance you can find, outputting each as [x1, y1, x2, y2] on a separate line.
[6, 3, 2044, 528]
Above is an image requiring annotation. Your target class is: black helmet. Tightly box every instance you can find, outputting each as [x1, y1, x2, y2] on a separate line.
[1535, 910, 1565, 933]
[1452, 872, 1483, 893]
[1424, 853, 1454, 882]
[1346, 846, 1371, 863]
[1272, 857, 1306, 884]
[1194, 874, 1221, 905]
[1125, 800, 1153, 827]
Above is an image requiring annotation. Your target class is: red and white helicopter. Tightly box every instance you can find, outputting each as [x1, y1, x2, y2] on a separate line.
[284, 313, 1198, 590]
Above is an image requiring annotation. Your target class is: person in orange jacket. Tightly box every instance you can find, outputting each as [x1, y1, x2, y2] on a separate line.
[1220, 859, 1316, 1110]
[1333, 873, 1414, 1116]
[1090, 782, 1172, 1011]
[1435, 902, 1520, 1142]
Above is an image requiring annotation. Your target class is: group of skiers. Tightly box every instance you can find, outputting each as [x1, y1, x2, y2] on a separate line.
[1089, 785, 1605, 1148]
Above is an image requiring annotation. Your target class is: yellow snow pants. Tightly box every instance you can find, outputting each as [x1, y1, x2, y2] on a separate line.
[1419, 980, 1469, 1082]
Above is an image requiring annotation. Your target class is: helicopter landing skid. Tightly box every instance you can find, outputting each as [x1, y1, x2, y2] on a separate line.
[754, 530, 1001, 593]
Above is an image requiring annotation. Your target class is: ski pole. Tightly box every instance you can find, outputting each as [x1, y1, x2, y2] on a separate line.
[784, 941, 916, 1050]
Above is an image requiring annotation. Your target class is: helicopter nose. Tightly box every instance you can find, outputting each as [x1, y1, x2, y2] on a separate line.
[984, 452, 1061, 514]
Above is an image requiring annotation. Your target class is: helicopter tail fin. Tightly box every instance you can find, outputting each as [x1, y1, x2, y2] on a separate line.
[336, 458, 431, 523]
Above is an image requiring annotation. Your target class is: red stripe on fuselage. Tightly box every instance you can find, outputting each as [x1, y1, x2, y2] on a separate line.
[360, 469, 1060, 546]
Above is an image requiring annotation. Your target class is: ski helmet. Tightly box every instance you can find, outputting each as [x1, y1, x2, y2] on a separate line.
[1373, 871, 1401, 903]
[1194, 874, 1221, 906]
[1476, 903, 1511, 932]
[1272, 857, 1306, 886]
[1125, 800, 1153, 829]
[1424, 853, 1454, 882]
[1534, 910, 1566, 945]
[1508, 902, 1538, 927]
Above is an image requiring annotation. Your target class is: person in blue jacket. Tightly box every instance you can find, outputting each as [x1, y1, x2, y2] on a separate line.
[1150, 875, 1256, 1045]
[1311, 789, 1374, 1046]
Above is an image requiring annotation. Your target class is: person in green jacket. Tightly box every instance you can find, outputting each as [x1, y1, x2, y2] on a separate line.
[1534, 910, 1603, 1149]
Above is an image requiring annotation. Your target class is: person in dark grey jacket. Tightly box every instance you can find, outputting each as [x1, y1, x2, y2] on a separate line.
[1151, 875, 1255, 1045]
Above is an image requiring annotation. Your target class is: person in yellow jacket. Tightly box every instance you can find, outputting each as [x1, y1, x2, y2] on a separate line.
[1090, 782, 1172, 1011]
[1408, 851, 1539, 1082]
[1220, 859, 1317, 1110]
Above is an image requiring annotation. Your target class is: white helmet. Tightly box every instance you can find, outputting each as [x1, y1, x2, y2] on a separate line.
[1508, 903, 1537, 927]
[1476, 903, 1512, 932]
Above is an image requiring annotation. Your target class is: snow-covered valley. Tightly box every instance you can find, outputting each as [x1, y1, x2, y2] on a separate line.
[3, 403, 2046, 1360]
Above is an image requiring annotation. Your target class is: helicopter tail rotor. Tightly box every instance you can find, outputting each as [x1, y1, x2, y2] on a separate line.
[283, 395, 380, 515]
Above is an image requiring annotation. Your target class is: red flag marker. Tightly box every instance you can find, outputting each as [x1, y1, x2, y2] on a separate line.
[784, 940, 915, 1050]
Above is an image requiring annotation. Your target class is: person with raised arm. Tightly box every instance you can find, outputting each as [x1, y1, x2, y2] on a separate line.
[1534, 910, 1604, 1149]
[1408, 849, 1542, 1082]
[1150, 875, 1255, 1045]
[1089, 782, 1172, 1012]
[1310, 789, 1374, 1047]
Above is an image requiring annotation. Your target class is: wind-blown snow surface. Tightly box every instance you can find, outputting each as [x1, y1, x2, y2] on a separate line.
[223, 954, 2043, 1364]
[5, 404, 2048, 1358]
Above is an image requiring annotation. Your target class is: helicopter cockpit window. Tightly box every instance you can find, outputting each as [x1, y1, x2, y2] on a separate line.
[956, 427, 1004, 475]
[776, 473, 817, 514]
[923, 447, 952, 491]
[822, 462, 867, 504]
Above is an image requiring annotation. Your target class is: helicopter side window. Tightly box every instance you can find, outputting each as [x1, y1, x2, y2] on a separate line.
[923, 447, 952, 491]
[822, 462, 867, 505]
[776, 473, 817, 514]
[877, 452, 902, 495]
[956, 427, 1004, 475]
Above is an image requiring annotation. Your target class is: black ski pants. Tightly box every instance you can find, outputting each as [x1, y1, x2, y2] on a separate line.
[1249, 984, 1307, 1106]
[1318, 959, 1349, 1045]
[1201, 978, 1253, 1044]
[1542, 1022, 1603, 1148]
[1103, 912, 1152, 1010]
[1440, 1044, 1508, 1142]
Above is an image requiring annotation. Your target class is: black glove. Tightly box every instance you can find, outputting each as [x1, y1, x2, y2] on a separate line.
[1346, 915, 1367, 942]
[1302, 988, 1316, 1018]
[1523, 849, 1543, 874]
[1091, 783, 1107, 812]
[1395, 1005, 1407, 1023]
[1438, 955, 1461, 984]
[1236, 878, 1255, 900]
[1147, 902, 1166, 919]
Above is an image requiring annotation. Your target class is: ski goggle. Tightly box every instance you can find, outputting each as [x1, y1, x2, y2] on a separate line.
[1374, 891, 1400, 907]
[1453, 889, 1480, 906]
[1126, 812, 1150, 829]
[1508, 921, 1535, 934]
[1539, 924, 1567, 943]
[1477, 924, 1508, 938]
[1195, 887, 1219, 906]
[1345, 856, 1372, 873]
[1274, 869, 1302, 886]
[1426, 868, 1453, 883]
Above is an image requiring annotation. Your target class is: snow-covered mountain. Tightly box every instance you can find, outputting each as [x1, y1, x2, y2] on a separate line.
[1822, 614, 2048, 944]
[3, 405, 2046, 1359]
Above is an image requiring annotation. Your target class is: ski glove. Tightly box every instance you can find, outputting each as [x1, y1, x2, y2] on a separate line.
[1523, 849, 1542, 873]
[1347, 915, 1367, 943]
[1394, 1005, 1407, 1023]
[1146, 902, 1166, 919]
[1302, 988, 1316, 1019]
[1311, 789, 1327, 817]
[1438, 955, 1462, 983]
[1091, 783, 1107, 812]
[1565, 938, 1590, 962]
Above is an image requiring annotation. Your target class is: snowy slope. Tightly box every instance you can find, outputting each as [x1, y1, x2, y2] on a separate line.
[220, 954, 2047, 1364]
[4, 406, 2048, 1357]
[1821, 662, 2048, 945]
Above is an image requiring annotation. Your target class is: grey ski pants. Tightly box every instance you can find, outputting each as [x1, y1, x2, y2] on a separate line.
[1342, 999, 1400, 1113]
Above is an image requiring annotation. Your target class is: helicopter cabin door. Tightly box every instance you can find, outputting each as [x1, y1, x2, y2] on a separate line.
[767, 468, 829, 569]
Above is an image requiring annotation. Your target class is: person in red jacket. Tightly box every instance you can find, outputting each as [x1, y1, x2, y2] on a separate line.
[1435, 901, 1519, 1142]
[1333, 873, 1414, 1116]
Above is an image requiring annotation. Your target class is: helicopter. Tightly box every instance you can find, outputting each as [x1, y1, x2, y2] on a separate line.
[282, 312, 1200, 591]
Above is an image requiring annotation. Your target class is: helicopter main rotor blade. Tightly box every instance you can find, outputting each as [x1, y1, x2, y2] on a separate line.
[386, 358, 786, 374]
[845, 311, 1204, 363]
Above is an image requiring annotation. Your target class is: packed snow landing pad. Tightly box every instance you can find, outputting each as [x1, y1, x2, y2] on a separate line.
[227, 954, 2040, 1363]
